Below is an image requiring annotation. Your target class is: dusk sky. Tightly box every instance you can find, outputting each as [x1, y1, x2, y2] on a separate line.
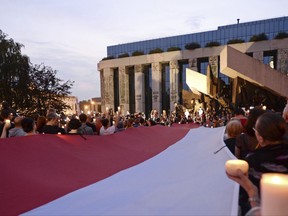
[0, 0, 287, 101]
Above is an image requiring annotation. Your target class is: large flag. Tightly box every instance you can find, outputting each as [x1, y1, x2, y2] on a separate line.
[0, 125, 238, 215]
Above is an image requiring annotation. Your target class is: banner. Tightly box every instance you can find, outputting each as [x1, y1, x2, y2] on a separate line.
[0, 125, 238, 215]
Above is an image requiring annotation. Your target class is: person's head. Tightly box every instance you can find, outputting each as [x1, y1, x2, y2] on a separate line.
[31, 113, 40, 122]
[86, 114, 93, 123]
[36, 116, 47, 129]
[21, 117, 36, 134]
[234, 107, 245, 116]
[226, 119, 243, 138]
[101, 118, 109, 128]
[79, 113, 87, 123]
[1, 109, 12, 120]
[68, 118, 81, 130]
[47, 108, 56, 115]
[117, 121, 124, 129]
[46, 112, 58, 125]
[139, 117, 145, 125]
[14, 116, 24, 127]
[245, 108, 266, 136]
[1, 101, 9, 110]
[254, 112, 287, 147]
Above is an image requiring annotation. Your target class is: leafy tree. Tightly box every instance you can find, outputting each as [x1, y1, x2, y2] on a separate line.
[185, 42, 201, 50]
[102, 56, 115, 61]
[249, 33, 268, 42]
[274, 32, 288, 39]
[205, 41, 221, 47]
[118, 53, 129, 58]
[167, 47, 181, 52]
[132, 50, 145, 56]
[0, 30, 31, 113]
[149, 48, 164, 54]
[26, 64, 74, 116]
[0, 30, 74, 116]
[227, 39, 245, 44]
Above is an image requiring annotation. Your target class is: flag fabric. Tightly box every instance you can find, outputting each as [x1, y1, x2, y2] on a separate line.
[0, 124, 238, 215]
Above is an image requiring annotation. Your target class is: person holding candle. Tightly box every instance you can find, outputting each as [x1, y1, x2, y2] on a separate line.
[0, 109, 14, 138]
[226, 169, 260, 215]
[229, 112, 288, 215]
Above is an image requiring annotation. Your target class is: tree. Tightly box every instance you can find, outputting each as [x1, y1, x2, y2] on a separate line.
[149, 48, 164, 54]
[249, 33, 268, 42]
[118, 53, 129, 58]
[26, 64, 74, 116]
[205, 41, 221, 47]
[167, 47, 181, 52]
[132, 50, 144, 56]
[185, 42, 201, 50]
[274, 32, 288, 39]
[0, 30, 74, 116]
[0, 30, 31, 112]
[227, 39, 245, 44]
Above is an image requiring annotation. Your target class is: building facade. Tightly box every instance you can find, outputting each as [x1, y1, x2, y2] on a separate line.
[98, 17, 288, 116]
[79, 97, 102, 115]
[63, 96, 80, 116]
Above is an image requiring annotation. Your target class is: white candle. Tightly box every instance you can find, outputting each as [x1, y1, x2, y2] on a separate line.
[118, 106, 121, 111]
[225, 159, 249, 176]
[261, 173, 288, 216]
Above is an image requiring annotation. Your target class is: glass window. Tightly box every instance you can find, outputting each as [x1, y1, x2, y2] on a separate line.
[182, 63, 189, 91]
[263, 50, 277, 69]
[219, 72, 229, 85]
[197, 57, 209, 75]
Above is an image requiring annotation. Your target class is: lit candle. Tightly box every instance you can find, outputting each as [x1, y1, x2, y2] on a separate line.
[225, 159, 249, 176]
[118, 106, 121, 111]
[261, 173, 288, 216]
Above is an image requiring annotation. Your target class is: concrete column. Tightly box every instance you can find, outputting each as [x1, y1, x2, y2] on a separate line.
[119, 66, 129, 114]
[135, 65, 145, 113]
[277, 49, 288, 75]
[151, 62, 161, 112]
[169, 60, 179, 114]
[232, 77, 238, 105]
[101, 67, 114, 112]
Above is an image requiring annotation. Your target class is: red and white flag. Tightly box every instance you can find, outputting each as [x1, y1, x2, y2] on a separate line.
[0, 125, 238, 215]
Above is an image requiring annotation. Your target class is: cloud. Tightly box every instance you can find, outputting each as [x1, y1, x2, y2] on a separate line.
[20, 39, 100, 100]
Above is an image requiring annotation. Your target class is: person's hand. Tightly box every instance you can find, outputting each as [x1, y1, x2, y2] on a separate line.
[226, 169, 259, 207]
[4, 121, 11, 129]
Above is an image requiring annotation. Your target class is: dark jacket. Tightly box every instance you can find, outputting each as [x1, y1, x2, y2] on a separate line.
[42, 125, 66, 134]
[239, 142, 288, 215]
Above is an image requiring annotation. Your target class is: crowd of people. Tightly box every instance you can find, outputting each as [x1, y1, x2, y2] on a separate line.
[1, 100, 288, 215]
[224, 103, 288, 216]
[0, 102, 231, 138]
